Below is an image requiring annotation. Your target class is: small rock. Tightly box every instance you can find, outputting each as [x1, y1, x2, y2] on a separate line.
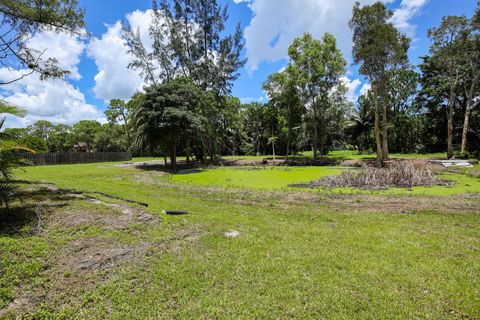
[224, 230, 240, 238]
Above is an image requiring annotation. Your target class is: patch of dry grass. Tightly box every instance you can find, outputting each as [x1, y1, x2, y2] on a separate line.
[306, 160, 451, 190]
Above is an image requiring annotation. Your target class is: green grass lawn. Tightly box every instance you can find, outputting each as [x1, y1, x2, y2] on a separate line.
[1, 162, 479, 318]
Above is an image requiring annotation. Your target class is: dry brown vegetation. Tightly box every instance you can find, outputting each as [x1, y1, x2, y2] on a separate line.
[301, 160, 451, 190]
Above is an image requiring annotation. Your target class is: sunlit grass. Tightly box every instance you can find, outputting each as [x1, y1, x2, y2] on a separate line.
[8, 161, 480, 318]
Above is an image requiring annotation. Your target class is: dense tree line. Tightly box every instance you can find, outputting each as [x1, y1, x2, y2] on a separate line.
[5, 1, 480, 174]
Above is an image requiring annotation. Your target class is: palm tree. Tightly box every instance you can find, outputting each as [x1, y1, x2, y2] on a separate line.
[347, 93, 374, 153]
[0, 101, 32, 208]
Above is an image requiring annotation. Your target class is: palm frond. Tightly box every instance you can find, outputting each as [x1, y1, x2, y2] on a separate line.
[0, 180, 17, 209]
[0, 141, 36, 153]
[0, 101, 26, 118]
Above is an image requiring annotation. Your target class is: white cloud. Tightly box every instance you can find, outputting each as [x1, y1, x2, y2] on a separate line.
[88, 10, 154, 102]
[27, 30, 86, 80]
[242, 0, 428, 72]
[341, 76, 362, 103]
[0, 70, 104, 127]
[392, 0, 429, 36]
[0, 30, 105, 127]
[88, 22, 145, 102]
[360, 83, 371, 96]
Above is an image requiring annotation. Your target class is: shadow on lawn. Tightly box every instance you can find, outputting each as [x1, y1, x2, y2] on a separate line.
[0, 183, 76, 236]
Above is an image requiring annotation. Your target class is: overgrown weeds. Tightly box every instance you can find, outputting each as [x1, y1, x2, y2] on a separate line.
[302, 160, 452, 190]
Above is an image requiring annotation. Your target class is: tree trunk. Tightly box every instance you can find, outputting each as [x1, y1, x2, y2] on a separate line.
[447, 85, 455, 159]
[170, 144, 177, 172]
[460, 98, 472, 155]
[461, 75, 479, 155]
[286, 107, 291, 159]
[381, 97, 389, 160]
[286, 132, 290, 160]
[313, 122, 318, 160]
[373, 87, 383, 164]
[272, 139, 276, 160]
[186, 137, 191, 166]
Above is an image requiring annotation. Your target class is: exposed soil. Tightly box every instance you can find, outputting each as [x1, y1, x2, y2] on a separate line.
[0, 184, 201, 318]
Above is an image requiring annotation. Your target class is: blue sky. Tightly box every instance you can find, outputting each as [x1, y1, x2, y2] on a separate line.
[0, 0, 478, 127]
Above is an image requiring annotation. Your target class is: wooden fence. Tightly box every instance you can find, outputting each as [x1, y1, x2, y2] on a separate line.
[15, 152, 132, 166]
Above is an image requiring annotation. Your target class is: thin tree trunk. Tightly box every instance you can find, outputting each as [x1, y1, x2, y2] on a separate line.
[186, 137, 191, 166]
[461, 75, 479, 155]
[373, 86, 383, 164]
[313, 123, 318, 160]
[381, 97, 389, 160]
[286, 131, 290, 160]
[447, 85, 455, 159]
[170, 143, 177, 172]
[272, 139, 276, 160]
[461, 98, 472, 155]
[286, 107, 291, 159]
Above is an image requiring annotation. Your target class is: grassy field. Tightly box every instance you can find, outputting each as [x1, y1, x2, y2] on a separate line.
[1, 160, 479, 318]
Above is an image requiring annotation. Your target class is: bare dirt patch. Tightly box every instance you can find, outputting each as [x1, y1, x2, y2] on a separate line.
[0, 184, 201, 318]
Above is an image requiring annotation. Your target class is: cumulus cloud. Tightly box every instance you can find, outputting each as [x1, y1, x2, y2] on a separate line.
[27, 30, 86, 80]
[0, 30, 105, 127]
[392, 0, 429, 36]
[0, 70, 104, 127]
[240, 0, 428, 72]
[341, 76, 362, 103]
[88, 10, 153, 102]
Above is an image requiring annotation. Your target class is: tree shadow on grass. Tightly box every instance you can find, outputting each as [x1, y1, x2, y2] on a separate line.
[0, 183, 77, 236]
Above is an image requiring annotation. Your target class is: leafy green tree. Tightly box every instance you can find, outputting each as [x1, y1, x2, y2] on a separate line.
[29, 120, 54, 140]
[0, 0, 85, 84]
[3, 128, 28, 141]
[347, 92, 374, 153]
[242, 102, 267, 156]
[387, 68, 421, 152]
[72, 120, 102, 150]
[94, 124, 128, 152]
[428, 15, 469, 158]
[217, 96, 244, 156]
[460, 4, 480, 156]
[105, 99, 132, 149]
[131, 77, 205, 171]
[124, 0, 245, 95]
[349, 1, 410, 163]
[48, 124, 73, 152]
[263, 70, 303, 158]
[124, 1, 246, 161]
[287, 32, 346, 159]
[18, 135, 48, 153]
